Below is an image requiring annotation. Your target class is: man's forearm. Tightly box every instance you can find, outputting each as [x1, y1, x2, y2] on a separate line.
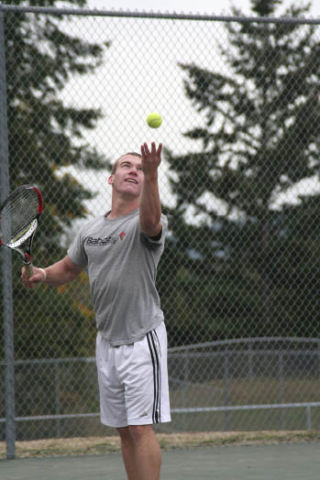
[139, 142, 163, 237]
[42, 257, 83, 287]
[139, 172, 162, 236]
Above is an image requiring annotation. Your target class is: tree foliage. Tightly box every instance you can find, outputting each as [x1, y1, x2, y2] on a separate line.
[1, 0, 109, 358]
[161, 0, 320, 345]
[5, 0, 109, 243]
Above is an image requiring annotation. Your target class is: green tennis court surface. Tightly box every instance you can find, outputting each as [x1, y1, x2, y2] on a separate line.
[1, 442, 320, 480]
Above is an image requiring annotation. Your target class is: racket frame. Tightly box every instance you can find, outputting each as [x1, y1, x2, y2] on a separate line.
[0, 185, 43, 277]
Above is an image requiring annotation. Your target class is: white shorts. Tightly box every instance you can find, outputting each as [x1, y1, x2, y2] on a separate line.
[96, 322, 171, 428]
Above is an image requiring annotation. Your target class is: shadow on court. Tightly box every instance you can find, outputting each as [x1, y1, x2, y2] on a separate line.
[0, 443, 320, 479]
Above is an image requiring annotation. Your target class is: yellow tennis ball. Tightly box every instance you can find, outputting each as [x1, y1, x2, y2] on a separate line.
[146, 112, 162, 129]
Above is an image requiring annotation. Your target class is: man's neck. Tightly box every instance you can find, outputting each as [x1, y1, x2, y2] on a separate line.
[107, 199, 139, 219]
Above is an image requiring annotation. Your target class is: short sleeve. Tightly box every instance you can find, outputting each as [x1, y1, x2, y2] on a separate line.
[140, 213, 168, 247]
[67, 227, 88, 267]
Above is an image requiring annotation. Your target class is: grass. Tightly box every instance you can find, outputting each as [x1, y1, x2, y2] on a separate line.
[1, 430, 320, 459]
[170, 377, 320, 407]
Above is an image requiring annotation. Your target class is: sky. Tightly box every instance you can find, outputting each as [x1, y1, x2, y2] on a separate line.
[58, 0, 320, 221]
[87, 0, 320, 16]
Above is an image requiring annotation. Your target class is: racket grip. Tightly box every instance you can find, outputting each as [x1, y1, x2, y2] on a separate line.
[25, 262, 34, 278]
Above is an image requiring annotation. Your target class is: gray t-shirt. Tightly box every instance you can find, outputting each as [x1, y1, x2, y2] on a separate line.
[68, 209, 167, 345]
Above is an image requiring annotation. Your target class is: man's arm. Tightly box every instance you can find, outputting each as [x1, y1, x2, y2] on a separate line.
[22, 255, 83, 289]
[139, 142, 162, 237]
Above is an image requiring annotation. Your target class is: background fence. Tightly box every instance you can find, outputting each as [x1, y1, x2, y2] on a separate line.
[1, 2, 320, 459]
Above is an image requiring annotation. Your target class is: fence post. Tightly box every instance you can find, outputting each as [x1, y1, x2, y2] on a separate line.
[0, 3, 16, 460]
[278, 352, 285, 430]
[224, 353, 230, 431]
[182, 354, 189, 431]
[55, 361, 61, 437]
[306, 405, 312, 430]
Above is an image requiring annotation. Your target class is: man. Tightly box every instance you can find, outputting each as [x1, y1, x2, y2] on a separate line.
[22, 142, 171, 480]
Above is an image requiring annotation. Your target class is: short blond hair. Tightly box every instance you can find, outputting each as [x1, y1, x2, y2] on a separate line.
[111, 152, 142, 174]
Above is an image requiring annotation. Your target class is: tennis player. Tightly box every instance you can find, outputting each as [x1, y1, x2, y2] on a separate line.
[22, 141, 171, 480]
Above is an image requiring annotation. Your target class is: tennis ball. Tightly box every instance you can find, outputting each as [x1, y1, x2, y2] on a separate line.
[146, 112, 162, 129]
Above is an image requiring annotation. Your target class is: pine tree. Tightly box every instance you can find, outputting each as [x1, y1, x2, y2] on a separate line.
[1, 1, 110, 358]
[4, 0, 109, 254]
[162, 0, 320, 343]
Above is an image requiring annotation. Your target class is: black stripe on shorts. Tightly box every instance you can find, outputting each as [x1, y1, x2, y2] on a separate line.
[147, 331, 161, 423]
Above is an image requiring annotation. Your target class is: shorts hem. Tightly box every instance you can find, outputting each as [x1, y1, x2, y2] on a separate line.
[100, 417, 128, 428]
[127, 416, 171, 425]
[100, 416, 172, 428]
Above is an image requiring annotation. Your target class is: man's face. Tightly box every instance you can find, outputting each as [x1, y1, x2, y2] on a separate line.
[108, 155, 144, 198]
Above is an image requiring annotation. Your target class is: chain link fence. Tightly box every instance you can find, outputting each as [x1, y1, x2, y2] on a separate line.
[1, 3, 320, 458]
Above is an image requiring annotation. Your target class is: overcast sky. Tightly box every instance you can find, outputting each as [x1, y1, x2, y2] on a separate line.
[60, 0, 320, 219]
[87, 0, 320, 16]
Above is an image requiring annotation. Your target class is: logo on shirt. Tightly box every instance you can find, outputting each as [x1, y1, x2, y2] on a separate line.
[86, 232, 126, 246]
[87, 236, 118, 246]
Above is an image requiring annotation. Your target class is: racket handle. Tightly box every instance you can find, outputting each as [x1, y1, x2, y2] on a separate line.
[25, 262, 34, 278]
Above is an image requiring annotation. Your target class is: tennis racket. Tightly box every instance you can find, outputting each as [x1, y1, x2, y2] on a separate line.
[0, 185, 43, 277]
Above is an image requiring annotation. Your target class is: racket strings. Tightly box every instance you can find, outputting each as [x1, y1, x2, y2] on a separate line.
[0, 189, 40, 244]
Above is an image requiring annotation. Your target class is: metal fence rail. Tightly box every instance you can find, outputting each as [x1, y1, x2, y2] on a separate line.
[1, 3, 320, 458]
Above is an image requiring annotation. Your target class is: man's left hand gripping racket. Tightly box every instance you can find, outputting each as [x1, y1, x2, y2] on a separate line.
[0, 185, 43, 277]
